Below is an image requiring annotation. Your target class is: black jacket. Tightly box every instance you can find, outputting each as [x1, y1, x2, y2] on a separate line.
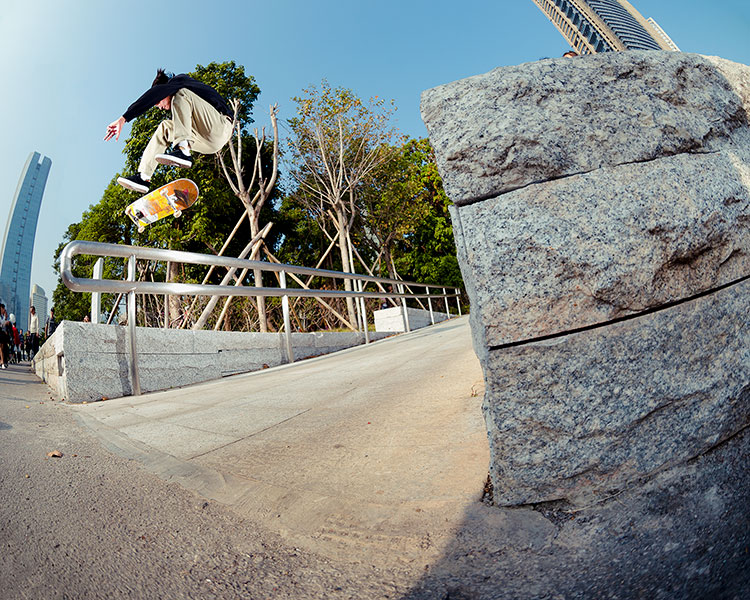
[123, 74, 232, 122]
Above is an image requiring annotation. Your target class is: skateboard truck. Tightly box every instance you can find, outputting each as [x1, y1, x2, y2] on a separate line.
[160, 188, 183, 217]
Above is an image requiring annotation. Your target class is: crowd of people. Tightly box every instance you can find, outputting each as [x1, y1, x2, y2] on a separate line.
[0, 304, 57, 369]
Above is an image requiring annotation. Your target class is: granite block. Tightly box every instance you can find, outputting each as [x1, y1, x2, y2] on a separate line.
[482, 278, 750, 506]
[421, 52, 750, 205]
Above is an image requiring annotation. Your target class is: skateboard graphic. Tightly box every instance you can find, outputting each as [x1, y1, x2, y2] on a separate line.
[124, 179, 199, 232]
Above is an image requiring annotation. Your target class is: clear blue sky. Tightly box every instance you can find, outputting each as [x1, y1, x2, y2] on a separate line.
[0, 0, 748, 306]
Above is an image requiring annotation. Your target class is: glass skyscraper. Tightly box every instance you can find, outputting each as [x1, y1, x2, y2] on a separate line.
[0, 152, 52, 332]
[532, 0, 680, 55]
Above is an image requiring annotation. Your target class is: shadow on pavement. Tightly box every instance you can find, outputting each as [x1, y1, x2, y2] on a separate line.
[401, 427, 750, 599]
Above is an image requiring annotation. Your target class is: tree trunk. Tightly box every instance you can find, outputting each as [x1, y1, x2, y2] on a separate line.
[249, 211, 268, 333]
[167, 260, 182, 327]
[191, 222, 272, 331]
[335, 207, 358, 330]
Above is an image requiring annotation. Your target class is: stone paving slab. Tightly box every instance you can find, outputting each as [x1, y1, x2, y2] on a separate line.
[70, 317, 490, 563]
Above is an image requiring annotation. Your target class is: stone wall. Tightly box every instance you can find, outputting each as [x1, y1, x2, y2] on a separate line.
[34, 321, 393, 403]
[422, 51, 750, 506]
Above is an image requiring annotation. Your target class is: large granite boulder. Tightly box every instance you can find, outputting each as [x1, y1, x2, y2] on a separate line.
[423, 51, 750, 205]
[422, 51, 750, 506]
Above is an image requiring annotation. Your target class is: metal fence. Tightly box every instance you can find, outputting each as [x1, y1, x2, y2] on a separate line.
[60, 240, 461, 395]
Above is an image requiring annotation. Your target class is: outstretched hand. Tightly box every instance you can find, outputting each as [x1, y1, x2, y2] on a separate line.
[104, 116, 126, 141]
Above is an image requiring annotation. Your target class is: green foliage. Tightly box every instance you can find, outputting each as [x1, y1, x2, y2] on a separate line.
[390, 140, 463, 288]
[359, 137, 463, 287]
[52, 179, 133, 321]
[274, 194, 336, 269]
[192, 61, 259, 132]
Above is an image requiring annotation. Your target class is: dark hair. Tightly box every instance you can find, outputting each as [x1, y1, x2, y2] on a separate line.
[151, 68, 173, 87]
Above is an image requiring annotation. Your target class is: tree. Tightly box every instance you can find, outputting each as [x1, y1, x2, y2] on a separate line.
[359, 137, 463, 294]
[52, 179, 133, 322]
[287, 81, 398, 329]
[191, 100, 280, 332]
[389, 140, 462, 288]
[359, 138, 432, 280]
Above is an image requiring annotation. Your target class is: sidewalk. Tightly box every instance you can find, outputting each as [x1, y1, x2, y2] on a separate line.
[70, 316, 489, 565]
[7, 318, 747, 598]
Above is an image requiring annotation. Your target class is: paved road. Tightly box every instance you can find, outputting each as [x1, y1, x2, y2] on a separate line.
[4, 315, 747, 599]
[72, 315, 489, 565]
[0, 317, 496, 599]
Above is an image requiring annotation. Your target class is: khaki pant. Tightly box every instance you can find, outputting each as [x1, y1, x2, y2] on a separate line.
[139, 88, 233, 178]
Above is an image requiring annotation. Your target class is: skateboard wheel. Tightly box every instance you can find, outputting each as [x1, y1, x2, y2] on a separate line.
[174, 210, 182, 218]
[138, 225, 145, 233]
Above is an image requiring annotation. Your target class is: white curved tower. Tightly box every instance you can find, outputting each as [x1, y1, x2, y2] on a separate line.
[0, 152, 52, 331]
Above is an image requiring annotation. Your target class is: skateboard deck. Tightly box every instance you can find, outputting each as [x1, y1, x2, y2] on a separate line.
[124, 179, 199, 232]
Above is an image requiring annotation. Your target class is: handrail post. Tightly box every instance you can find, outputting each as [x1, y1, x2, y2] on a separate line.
[127, 255, 141, 396]
[164, 261, 170, 329]
[426, 286, 435, 325]
[399, 284, 411, 332]
[456, 288, 462, 316]
[280, 271, 294, 364]
[91, 258, 103, 324]
[443, 287, 450, 315]
[354, 275, 363, 333]
[359, 280, 370, 344]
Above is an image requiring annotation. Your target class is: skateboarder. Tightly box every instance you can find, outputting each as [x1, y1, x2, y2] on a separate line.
[105, 69, 234, 194]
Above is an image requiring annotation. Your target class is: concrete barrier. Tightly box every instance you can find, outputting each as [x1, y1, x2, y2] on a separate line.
[33, 321, 394, 403]
[373, 306, 452, 332]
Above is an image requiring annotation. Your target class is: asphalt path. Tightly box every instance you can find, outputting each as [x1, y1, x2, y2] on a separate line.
[3, 315, 748, 599]
[0, 317, 492, 599]
[72, 315, 489, 566]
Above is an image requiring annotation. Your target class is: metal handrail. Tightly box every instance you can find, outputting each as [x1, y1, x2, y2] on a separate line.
[60, 240, 461, 396]
[61, 240, 453, 299]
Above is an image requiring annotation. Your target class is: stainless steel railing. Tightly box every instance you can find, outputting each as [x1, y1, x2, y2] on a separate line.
[60, 240, 461, 396]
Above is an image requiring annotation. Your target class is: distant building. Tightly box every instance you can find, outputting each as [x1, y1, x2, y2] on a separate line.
[30, 284, 49, 327]
[646, 17, 681, 52]
[0, 152, 52, 331]
[531, 0, 679, 55]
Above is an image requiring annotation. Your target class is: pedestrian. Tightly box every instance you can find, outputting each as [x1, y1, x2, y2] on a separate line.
[0, 304, 9, 369]
[45, 307, 58, 339]
[10, 316, 20, 363]
[28, 305, 40, 359]
[104, 68, 233, 194]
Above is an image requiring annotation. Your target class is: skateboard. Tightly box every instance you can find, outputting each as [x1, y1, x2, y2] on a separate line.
[124, 179, 199, 233]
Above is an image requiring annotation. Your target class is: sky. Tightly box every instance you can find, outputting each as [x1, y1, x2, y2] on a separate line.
[0, 0, 748, 310]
